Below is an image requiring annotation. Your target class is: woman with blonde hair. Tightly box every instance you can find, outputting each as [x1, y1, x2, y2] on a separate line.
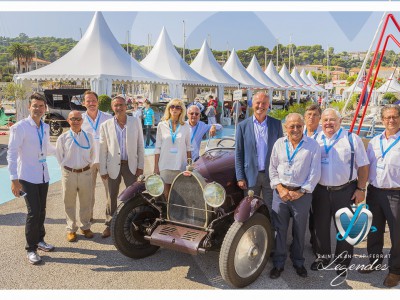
[154, 99, 191, 198]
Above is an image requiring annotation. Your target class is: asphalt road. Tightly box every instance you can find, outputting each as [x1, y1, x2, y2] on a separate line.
[0, 127, 398, 297]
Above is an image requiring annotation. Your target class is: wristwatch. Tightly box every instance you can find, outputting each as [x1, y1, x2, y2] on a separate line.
[300, 188, 307, 194]
[356, 187, 366, 192]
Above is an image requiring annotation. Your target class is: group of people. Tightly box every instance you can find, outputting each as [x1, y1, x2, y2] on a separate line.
[7, 91, 221, 265]
[6, 90, 400, 288]
[235, 92, 400, 288]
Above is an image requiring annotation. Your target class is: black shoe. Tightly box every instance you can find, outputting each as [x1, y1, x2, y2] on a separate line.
[310, 259, 329, 271]
[294, 265, 308, 278]
[270, 267, 284, 279]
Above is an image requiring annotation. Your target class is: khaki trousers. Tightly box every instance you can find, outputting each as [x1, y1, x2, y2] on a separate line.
[105, 163, 136, 227]
[62, 168, 93, 232]
[90, 163, 109, 219]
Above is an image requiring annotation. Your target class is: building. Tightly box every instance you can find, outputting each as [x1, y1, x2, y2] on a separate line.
[10, 57, 51, 73]
[349, 66, 399, 80]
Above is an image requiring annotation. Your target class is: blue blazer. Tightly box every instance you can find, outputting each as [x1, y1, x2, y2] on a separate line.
[235, 116, 283, 187]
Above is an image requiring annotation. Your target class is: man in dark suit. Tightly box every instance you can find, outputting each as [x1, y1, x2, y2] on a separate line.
[235, 92, 283, 214]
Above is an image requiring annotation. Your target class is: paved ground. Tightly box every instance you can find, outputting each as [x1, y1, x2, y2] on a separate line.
[0, 127, 398, 295]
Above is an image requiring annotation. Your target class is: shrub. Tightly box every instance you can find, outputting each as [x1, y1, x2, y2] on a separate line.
[268, 108, 289, 121]
[382, 92, 398, 104]
[98, 94, 112, 112]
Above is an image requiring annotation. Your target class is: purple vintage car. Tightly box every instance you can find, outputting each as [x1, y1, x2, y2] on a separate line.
[111, 138, 274, 288]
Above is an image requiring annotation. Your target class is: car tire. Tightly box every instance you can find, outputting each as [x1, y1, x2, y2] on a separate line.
[219, 213, 273, 288]
[49, 116, 63, 136]
[111, 198, 160, 259]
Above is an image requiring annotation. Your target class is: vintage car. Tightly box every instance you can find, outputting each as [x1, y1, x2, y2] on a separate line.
[43, 88, 88, 136]
[111, 138, 274, 288]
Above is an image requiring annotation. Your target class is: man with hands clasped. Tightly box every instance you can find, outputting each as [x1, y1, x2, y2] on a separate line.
[268, 113, 321, 279]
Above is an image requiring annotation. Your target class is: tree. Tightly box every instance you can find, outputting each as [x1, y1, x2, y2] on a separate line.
[98, 94, 112, 112]
[8, 42, 24, 73]
[23, 45, 34, 72]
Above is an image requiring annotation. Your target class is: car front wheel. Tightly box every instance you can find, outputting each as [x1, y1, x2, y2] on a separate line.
[111, 197, 160, 259]
[219, 213, 273, 288]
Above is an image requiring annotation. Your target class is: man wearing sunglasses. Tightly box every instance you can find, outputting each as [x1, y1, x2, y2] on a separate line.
[186, 105, 222, 161]
[56, 110, 95, 242]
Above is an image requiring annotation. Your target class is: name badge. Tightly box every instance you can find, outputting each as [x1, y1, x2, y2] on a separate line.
[377, 158, 385, 170]
[38, 153, 46, 163]
[284, 165, 293, 177]
[321, 157, 329, 165]
[170, 148, 178, 154]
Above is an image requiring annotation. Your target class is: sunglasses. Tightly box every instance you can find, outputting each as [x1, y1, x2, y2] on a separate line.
[170, 105, 182, 110]
[189, 112, 200, 116]
[69, 117, 82, 122]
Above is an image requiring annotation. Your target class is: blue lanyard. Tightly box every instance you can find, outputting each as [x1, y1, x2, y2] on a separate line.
[36, 121, 44, 152]
[380, 134, 400, 159]
[70, 130, 90, 149]
[191, 123, 199, 144]
[86, 111, 101, 133]
[169, 120, 180, 144]
[322, 128, 342, 154]
[285, 139, 304, 165]
[305, 128, 318, 140]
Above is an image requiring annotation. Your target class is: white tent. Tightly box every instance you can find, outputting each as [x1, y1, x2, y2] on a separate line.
[223, 49, 265, 88]
[290, 67, 313, 93]
[265, 61, 291, 89]
[307, 72, 327, 93]
[190, 40, 238, 87]
[300, 69, 321, 93]
[246, 55, 279, 89]
[141, 27, 216, 99]
[377, 74, 400, 93]
[14, 12, 166, 96]
[279, 64, 307, 103]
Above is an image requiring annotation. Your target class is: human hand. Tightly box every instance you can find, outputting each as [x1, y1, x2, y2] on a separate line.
[288, 190, 304, 201]
[135, 168, 144, 176]
[11, 180, 22, 197]
[352, 189, 366, 204]
[101, 174, 109, 180]
[277, 185, 291, 202]
[237, 180, 247, 190]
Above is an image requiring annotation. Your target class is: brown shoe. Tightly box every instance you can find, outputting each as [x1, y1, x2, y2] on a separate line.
[80, 229, 94, 239]
[383, 273, 400, 288]
[102, 227, 111, 238]
[67, 232, 77, 242]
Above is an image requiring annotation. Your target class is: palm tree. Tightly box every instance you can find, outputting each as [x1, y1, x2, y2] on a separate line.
[8, 43, 24, 73]
[23, 45, 35, 72]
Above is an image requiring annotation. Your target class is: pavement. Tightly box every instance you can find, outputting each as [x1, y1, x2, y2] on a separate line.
[0, 126, 398, 297]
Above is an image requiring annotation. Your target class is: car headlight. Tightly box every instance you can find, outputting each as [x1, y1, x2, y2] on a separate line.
[203, 182, 226, 208]
[145, 174, 164, 197]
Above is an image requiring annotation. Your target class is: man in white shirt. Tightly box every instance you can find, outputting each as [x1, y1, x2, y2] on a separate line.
[186, 105, 222, 161]
[311, 108, 369, 277]
[99, 96, 144, 238]
[56, 110, 95, 242]
[7, 93, 56, 265]
[360, 105, 400, 288]
[81, 91, 112, 221]
[269, 113, 321, 279]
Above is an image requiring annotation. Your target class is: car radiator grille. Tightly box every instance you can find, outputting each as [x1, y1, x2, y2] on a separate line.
[168, 173, 208, 227]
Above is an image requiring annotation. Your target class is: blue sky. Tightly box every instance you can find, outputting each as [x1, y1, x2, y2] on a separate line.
[0, 4, 400, 53]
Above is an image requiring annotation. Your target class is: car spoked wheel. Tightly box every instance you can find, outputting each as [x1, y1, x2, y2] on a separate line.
[111, 198, 160, 259]
[49, 117, 63, 136]
[219, 213, 273, 288]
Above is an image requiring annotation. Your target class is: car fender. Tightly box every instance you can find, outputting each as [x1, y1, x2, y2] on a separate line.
[234, 195, 266, 223]
[117, 181, 146, 203]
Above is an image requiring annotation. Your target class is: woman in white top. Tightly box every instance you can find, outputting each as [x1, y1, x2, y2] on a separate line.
[154, 99, 191, 198]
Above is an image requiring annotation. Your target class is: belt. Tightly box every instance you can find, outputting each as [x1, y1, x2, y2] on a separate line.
[371, 185, 400, 191]
[281, 184, 301, 191]
[121, 160, 128, 164]
[318, 179, 356, 191]
[258, 170, 265, 173]
[64, 165, 91, 173]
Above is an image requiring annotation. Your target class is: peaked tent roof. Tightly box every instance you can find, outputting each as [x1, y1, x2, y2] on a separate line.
[14, 12, 166, 84]
[290, 67, 313, 91]
[141, 27, 215, 86]
[300, 69, 320, 92]
[279, 64, 306, 90]
[246, 55, 280, 89]
[307, 72, 327, 92]
[265, 60, 293, 89]
[377, 74, 400, 93]
[344, 79, 371, 94]
[223, 49, 265, 88]
[190, 40, 238, 87]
